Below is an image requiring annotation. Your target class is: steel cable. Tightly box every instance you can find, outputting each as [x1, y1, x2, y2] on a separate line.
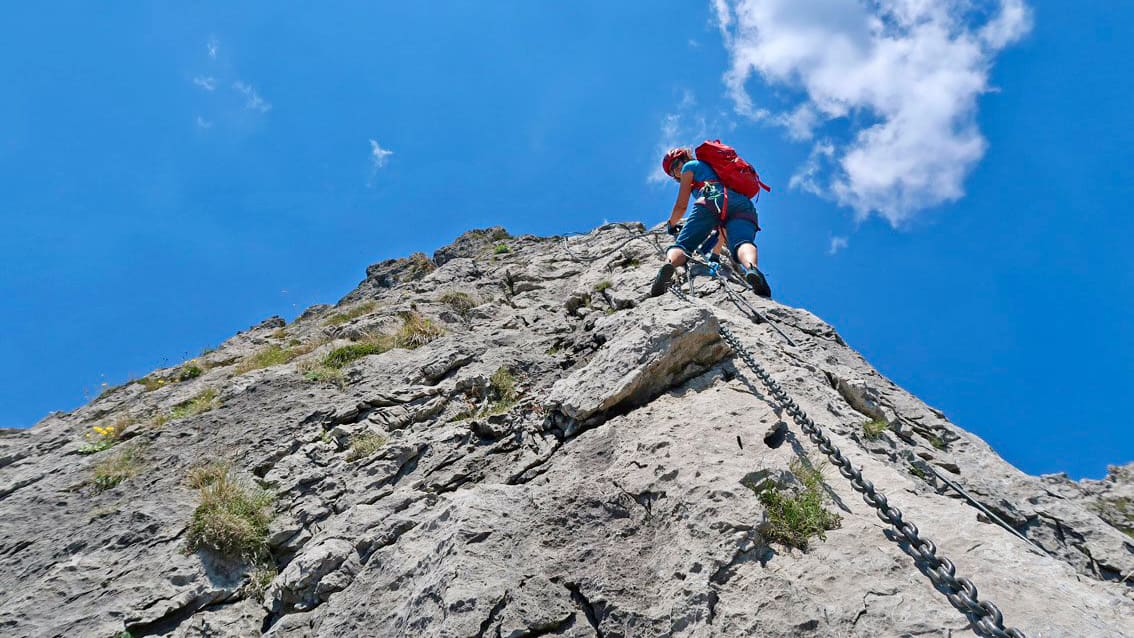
[668, 284, 1027, 638]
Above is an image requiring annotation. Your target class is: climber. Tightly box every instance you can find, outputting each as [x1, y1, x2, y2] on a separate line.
[650, 147, 771, 298]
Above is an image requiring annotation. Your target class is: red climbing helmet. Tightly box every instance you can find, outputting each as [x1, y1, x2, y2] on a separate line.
[661, 147, 692, 179]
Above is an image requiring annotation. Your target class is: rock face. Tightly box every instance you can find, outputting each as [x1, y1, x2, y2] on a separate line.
[0, 223, 1131, 638]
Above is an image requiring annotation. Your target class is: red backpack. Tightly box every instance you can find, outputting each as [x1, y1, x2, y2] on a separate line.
[694, 139, 771, 200]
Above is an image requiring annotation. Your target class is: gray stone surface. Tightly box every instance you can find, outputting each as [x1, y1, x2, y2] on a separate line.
[0, 222, 1131, 637]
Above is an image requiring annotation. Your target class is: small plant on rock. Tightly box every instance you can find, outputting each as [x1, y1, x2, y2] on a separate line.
[170, 388, 219, 420]
[323, 301, 377, 326]
[322, 338, 392, 369]
[862, 418, 889, 440]
[485, 367, 519, 416]
[395, 311, 443, 349]
[149, 411, 170, 429]
[186, 460, 231, 489]
[92, 445, 142, 493]
[439, 291, 478, 317]
[235, 345, 299, 374]
[78, 416, 132, 454]
[751, 458, 842, 551]
[593, 279, 612, 292]
[298, 360, 347, 388]
[186, 472, 274, 561]
[136, 376, 169, 392]
[403, 253, 437, 281]
[346, 432, 388, 462]
[245, 562, 278, 602]
[178, 364, 204, 382]
[493, 243, 510, 254]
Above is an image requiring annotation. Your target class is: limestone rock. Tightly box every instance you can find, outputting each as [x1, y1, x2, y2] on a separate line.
[0, 222, 1130, 638]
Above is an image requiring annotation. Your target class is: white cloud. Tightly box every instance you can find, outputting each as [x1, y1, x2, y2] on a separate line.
[712, 0, 1032, 225]
[195, 116, 213, 129]
[207, 39, 218, 59]
[648, 91, 715, 184]
[233, 81, 271, 113]
[192, 76, 216, 91]
[367, 139, 395, 187]
[828, 236, 848, 255]
[369, 139, 394, 169]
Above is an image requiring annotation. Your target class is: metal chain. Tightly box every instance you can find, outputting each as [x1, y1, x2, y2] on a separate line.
[669, 284, 1027, 638]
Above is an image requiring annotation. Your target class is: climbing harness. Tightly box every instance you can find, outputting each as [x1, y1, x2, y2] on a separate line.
[668, 283, 1028, 638]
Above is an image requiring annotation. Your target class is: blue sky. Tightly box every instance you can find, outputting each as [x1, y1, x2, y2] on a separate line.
[1, 2, 1130, 479]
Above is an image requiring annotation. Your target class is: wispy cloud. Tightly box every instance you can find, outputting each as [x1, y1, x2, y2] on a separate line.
[648, 90, 715, 184]
[712, 0, 1032, 225]
[207, 39, 218, 60]
[367, 139, 395, 186]
[192, 76, 216, 92]
[195, 116, 213, 129]
[828, 236, 848, 255]
[233, 81, 271, 113]
[369, 139, 394, 169]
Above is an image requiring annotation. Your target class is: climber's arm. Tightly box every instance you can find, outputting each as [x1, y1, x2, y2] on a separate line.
[667, 169, 694, 228]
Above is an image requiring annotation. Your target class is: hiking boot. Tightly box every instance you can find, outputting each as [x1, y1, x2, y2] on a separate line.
[650, 262, 676, 298]
[744, 267, 772, 298]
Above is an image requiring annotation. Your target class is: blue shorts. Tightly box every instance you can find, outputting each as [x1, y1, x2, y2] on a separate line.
[669, 186, 759, 256]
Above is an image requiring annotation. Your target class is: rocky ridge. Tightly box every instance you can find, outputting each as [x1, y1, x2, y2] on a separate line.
[0, 223, 1131, 637]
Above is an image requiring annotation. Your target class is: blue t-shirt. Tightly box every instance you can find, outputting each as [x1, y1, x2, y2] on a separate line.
[682, 158, 757, 222]
[681, 159, 719, 195]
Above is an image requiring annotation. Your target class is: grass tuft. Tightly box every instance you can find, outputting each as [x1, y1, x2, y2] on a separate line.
[395, 311, 443, 349]
[246, 562, 278, 601]
[186, 473, 273, 560]
[186, 461, 231, 490]
[170, 388, 219, 420]
[439, 291, 478, 317]
[235, 345, 299, 374]
[485, 367, 519, 415]
[323, 301, 377, 326]
[493, 243, 510, 254]
[750, 458, 842, 551]
[299, 361, 347, 388]
[136, 376, 169, 392]
[92, 445, 142, 493]
[403, 253, 437, 280]
[593, 280, 612, 292]
[322, 338, 392, 369]
[346, 432, 388, 462]
[456, 367, 521, 421]
[862, 418, 889, 440]
[927, 434, 947, 450]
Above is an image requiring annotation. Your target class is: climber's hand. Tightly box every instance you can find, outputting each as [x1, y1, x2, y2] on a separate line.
[667, 223, 682, 237]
